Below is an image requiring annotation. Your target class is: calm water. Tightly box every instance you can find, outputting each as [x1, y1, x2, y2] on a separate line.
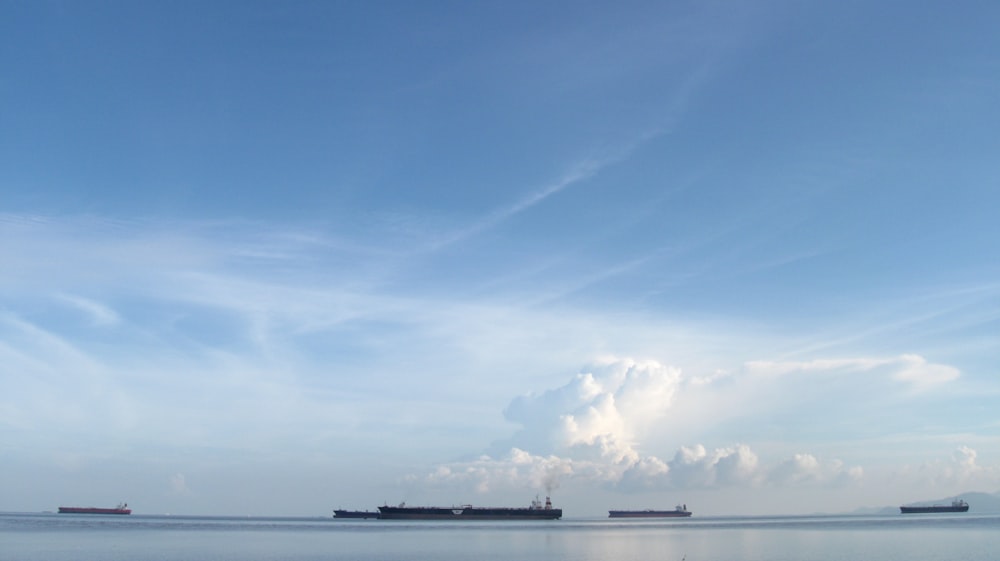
[2, 512, 998, 561]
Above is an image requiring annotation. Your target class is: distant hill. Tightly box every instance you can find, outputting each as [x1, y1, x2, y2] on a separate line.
[854, 490, 1000, 515]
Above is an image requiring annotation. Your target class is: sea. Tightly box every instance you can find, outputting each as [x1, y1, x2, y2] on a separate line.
[2, 512, 998, 561]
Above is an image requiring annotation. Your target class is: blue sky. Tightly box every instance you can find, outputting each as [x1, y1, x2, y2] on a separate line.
[1, 0, 998, 516]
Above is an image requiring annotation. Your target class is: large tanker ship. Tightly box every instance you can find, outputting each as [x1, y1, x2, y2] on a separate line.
[899, 499, 969, 514]
[609, 504, 691, 518]
[378, 496, 561, 520]
[58, 503, 131, 515]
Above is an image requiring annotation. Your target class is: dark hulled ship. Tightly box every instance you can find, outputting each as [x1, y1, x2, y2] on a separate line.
[377, 496, 561, 520]
[900, 499, 969, 514]
[58, 503, 131, 515]
[609, 504, 691, 518]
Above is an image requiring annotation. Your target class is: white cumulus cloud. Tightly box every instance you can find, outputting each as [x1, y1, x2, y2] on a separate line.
[414, 357, 871, 495]
[662, 444, 761, 489]
[767, 454, 863, 487]
[500, 358, 681, 464]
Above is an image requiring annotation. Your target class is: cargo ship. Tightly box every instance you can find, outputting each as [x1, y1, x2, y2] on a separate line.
[609, 504, 691, 518]
[58, 503, 131, 515]
[333, 509, 380, 519]
[900, 499, 969, 514]
[377, 496, 561, 520]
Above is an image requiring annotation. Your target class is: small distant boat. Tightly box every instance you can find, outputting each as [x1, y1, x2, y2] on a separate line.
[58, 502, 132, 515]
[900, 499, 969, 514]
[609, 504, 692, 518]
[333, 509, 380, 519]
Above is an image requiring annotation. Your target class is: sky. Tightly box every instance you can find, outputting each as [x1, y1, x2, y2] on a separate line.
[1, 0, 999, 517]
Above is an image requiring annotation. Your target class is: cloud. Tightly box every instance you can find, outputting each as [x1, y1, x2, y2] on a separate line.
[744, 354, 960, 391]
[927, 446, 997, 486]
[743, 357, 884, 377]
[655, 444, 761, 490]
[413, 443, 862, 495]
[413, 357, 870, 494]
[427, 153, 634, 251]
[615, 444, 759, 492]
[701, 444, 761, 486]
[767, 454, 863, 487]
[891, 354, 960, 388]
[169, 473, 192, 495]
[415, 449, 581, 495]
[500, 358, 681, 464]
[55, 293, 121, 326]
[617, 456, 670, 491]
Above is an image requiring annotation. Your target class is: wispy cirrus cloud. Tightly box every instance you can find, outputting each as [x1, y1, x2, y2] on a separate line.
[55, 293, 121, 326]
[426, 147, 650, 252]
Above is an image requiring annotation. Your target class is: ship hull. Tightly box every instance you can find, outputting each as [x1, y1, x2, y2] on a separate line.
[899, 505, 969, 514]
[377, 506, 562, 520]
[58, 507, 131, 515]
[609, 510, 692, 518]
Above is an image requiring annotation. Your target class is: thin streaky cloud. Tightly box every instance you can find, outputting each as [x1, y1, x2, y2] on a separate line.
[518, 253, 665, 309]
[424, 122, 678, 253]
[54, 293, 121, 327]
[414, 48, 719, 254]
[778, 284, 1000, 360]
[424, 154, 628, 252]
